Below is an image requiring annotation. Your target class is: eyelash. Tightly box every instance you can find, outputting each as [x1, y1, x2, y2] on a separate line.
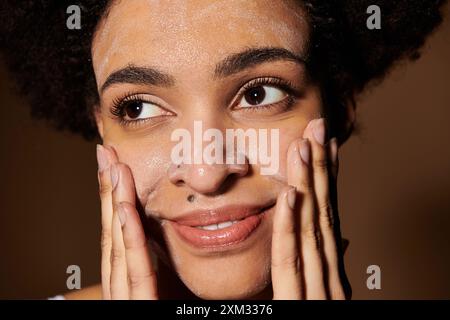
[109, 77, 301, 126]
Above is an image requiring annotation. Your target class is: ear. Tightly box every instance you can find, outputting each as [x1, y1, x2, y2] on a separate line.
[94, 106, 104, 139]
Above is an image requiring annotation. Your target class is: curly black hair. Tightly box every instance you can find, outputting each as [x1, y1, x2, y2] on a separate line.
[0, 0, 446, 140]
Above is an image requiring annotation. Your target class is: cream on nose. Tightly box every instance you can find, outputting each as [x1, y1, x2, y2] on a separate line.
[167, 162, 248, 194]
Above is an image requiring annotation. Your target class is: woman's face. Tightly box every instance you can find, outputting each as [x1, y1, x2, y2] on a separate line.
[92, 0, 323, 299]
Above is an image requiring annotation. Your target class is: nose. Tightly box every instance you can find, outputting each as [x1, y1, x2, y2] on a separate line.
[168, 162, 248, 194]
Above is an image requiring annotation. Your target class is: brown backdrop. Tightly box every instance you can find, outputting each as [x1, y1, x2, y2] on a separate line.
[1, 5, 449, 299]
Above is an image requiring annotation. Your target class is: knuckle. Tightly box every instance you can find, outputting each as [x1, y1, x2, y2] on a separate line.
[128, 272, 155, 289]
[124, 238, 147, 251]
[110, 248, 124, 266]
[99, 183, 112, 197]
[313, 157, 328, 170]
[272, 253, 300, 271]
[100, 231, 112, 251]
[298, 179, 313, 193]
[272, 224, 296, 236]
[319, 202, 335, 229]
[302, 224, 321, 247]
[98, 170, 113, 197]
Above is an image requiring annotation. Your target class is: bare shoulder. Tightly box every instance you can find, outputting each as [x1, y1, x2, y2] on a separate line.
[63, 284, 102, 300]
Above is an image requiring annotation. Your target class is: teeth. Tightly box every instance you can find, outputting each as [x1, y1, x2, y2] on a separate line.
[218, 221, 233, 229]
[196, 220, 239, 230]
[203, 224, 218, 231]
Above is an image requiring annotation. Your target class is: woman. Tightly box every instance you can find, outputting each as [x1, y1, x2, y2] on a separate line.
[0, 0, 445, 299]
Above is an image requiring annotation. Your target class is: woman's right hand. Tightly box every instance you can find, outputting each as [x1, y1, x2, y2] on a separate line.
[96, 144, 158, 300]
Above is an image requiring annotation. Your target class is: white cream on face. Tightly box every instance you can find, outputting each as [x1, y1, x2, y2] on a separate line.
[92, 0, 308, 86]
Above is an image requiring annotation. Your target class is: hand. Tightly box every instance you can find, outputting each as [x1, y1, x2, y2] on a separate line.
[96, 145, 158, 300]
[271, 118, 351, 300]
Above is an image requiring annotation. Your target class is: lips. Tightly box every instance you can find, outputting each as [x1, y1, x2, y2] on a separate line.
[168, 204, 273, 249]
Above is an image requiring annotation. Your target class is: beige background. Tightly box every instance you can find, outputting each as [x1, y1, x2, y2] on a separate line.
[0, 5, 449, 299]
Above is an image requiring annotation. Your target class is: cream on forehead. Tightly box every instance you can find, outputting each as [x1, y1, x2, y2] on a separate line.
[92, 0, 308, 85]
[190, 0, 306, 46]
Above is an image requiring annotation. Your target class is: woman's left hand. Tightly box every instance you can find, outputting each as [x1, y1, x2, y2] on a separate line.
[271, 118, 351, 300]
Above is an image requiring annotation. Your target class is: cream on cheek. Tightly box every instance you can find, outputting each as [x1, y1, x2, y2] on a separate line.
[108, 139, 171, 205]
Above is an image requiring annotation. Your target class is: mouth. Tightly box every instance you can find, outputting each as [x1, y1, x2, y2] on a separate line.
[168, 203, 275, 250]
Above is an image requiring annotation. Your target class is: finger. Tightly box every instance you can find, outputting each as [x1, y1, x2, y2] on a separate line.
[271, 186, 302, 300]
[110, 163, 133, 299]
[287, 138, 326, 299]
[96, 144, 118, 300]
[304, 119, 345, 299]
[330, 137, 351, 299]
[329, 137, 339, 180]
[119, 201, 158, 300]
[303, 118, 333, 231]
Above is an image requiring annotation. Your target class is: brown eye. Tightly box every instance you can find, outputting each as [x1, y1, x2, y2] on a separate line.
[120, 100, 170, 121]
[244, 86, 266, 105]
[124, 101, 143, 119]
[239, 85, 287, 108]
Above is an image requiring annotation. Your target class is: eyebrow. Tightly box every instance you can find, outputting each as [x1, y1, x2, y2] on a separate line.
[214, 47, 307, 78]
[100, 65, 175, 93]
[100, 47, 307, 93]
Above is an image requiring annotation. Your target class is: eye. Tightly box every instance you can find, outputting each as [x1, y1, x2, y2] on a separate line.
[238, 85, 288, 108]
[120, 100, 170, 121]
[110, 93, 175, 127]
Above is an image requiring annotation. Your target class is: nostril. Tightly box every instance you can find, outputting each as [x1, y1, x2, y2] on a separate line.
[175, 180, 184, 186]
[168, 162, 188, 186]
[228, 163, 249, 177]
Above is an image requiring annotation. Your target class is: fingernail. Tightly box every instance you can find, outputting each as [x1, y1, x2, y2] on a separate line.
[118, 204, 126, 227]
[110, 164, 119, 189]
[287, 187, 296, 210]
[329, 137, 338, 164]
[299, 139, 310, 164]
[313, 118, 326, 145]
[96, 144, 109, 172]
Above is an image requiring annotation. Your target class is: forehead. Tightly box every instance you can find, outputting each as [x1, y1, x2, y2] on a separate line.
[92, 0, 309, 86]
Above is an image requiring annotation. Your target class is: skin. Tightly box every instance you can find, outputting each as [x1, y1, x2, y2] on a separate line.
[76, 0, 354, 300]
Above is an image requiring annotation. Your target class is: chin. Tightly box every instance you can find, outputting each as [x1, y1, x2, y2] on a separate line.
[179, 255, 272, 300]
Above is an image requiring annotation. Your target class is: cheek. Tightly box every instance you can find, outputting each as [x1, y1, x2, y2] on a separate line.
[109, 137, 172, 200]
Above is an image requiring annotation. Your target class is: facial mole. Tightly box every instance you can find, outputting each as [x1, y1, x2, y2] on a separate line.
[187, 194, 195, 202]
